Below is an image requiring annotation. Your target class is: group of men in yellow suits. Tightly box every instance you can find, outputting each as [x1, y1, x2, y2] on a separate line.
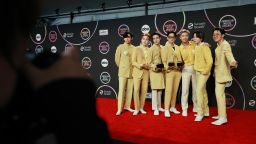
[115, 27, 237, 125]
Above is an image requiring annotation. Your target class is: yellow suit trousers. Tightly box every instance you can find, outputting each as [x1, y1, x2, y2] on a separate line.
[117, 77, 133, 111]
[196, 71, 210, 116]
[215, 81, 227, 117]
[133, 70, 150, 111]
[164, 70, 181, 110]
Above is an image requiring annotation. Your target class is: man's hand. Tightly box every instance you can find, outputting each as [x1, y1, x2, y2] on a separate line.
[142, 64, 150, 70]
[230, 61, 238, 69]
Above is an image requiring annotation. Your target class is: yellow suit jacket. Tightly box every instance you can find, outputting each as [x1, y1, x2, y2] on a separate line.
[149, 44, 165, 89]
[161, 43, 182, 73]
[132, 45, 151, 79]
[214, 40, 236, 83]
[179, 41, 196, 65]
[194, 42, 213, 75]
[115, 43, 135, 78]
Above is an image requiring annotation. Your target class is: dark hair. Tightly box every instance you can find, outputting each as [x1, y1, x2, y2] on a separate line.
[152, 32, 161, 38]
[140, 33, 151, 39]
[212, 27, 226, 35]
[192, 31, 205, 42]
[166, 31, 177, 37]
[123, 32, 133, 38]
[1, 1, 39, 64]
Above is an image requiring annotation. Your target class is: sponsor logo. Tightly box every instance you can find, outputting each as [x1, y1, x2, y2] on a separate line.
[191, 22, 206, 29]
[225, 80, 232, 88]
[226, 93, 235, 109]
[80, 28, 90, 40]
[118, 24, 129, 37]
[163, 20, 177, 34]
[51, 46, 57, 53]
[219, 15, 237, 31]
[95, 85, 118, 98]
[141, 24, 150, 34]
[81, 57, 92, 69]
[254, 17, 256, 25]
[254, 59, 256, 67]
[101, 59, 108, 67]
[65, 43, 73, 54]
[99, 29, 109, 36]
[252, 35, 256, 49]
[188, 23, 193, 29]
[249, 100, 255, 107]
[36, 34, 41, 41]
[251, 76, 256, 91]
[35, 45, 43, 54]
[99, 41, 110, 54]
[100, 72, 111, 84]
[63, 32, 74, 38]
[227, 39, 237, 47]
[80, 46, 92, 52]
[49, 31, 57, 42]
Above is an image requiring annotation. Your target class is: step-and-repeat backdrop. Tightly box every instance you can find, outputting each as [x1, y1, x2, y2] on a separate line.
[29, 4, 256, 110]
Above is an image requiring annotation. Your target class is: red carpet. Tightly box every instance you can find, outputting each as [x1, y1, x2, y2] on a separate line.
[97, 98, 256, 144]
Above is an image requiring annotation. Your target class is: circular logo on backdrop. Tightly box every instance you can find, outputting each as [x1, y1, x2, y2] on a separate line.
[249, 100, 255, 107]
[49, 31, 57, 42]
[219, 15, 237, 31]
[65, 43, 73, 54]
[225, 93, 235, 109]
[141, 24, 150, 34]
[51, 46, 57, 53]
[95, 85, 117, 98]
[254, 59, 256, 67]
[99, 41, 110, 54]
[251, 76, 256, 91]
[188, 23, 193, 29]
[81, 57, 92, 69]
[118, 24, 130, 37]
[101, 59, 109, 67]
[100, 72, 111, 84]
[252, 35, 256, 49]
[36, 34, 41, 42]
[225, 80, 233, 87]
[163, 20, 177, 34]
[80, 28, 90, 40]
[35, 45, 43, 54]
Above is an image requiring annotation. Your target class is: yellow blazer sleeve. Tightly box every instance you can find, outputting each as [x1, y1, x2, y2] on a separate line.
[132, 48, 142, 69]
[161, 47, 168, 71]
[203, 46, 213, 74]
[175, 46, 182, 62]
[223, 44, 236, 65]
[115, 46, 121, 67]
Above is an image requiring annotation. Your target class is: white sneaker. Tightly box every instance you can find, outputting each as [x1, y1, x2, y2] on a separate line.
[193, 107, 197, 112]
[212, 115, 219, 120]
[116, 110, 122, 116]
[158, 108, 165, 112]
[170, 107, 180, 114]
[154, 110, 159, 116]
[204, 113, 210, 117]
[133, 110, 139, 116]
[140, 109, 147, 114]
[124, 107, 135, 112]
[182, 110, 188, 117]
[211, 117, 227, 125]
[164, 110, 171, 117]
[194, 115, 204, 122]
